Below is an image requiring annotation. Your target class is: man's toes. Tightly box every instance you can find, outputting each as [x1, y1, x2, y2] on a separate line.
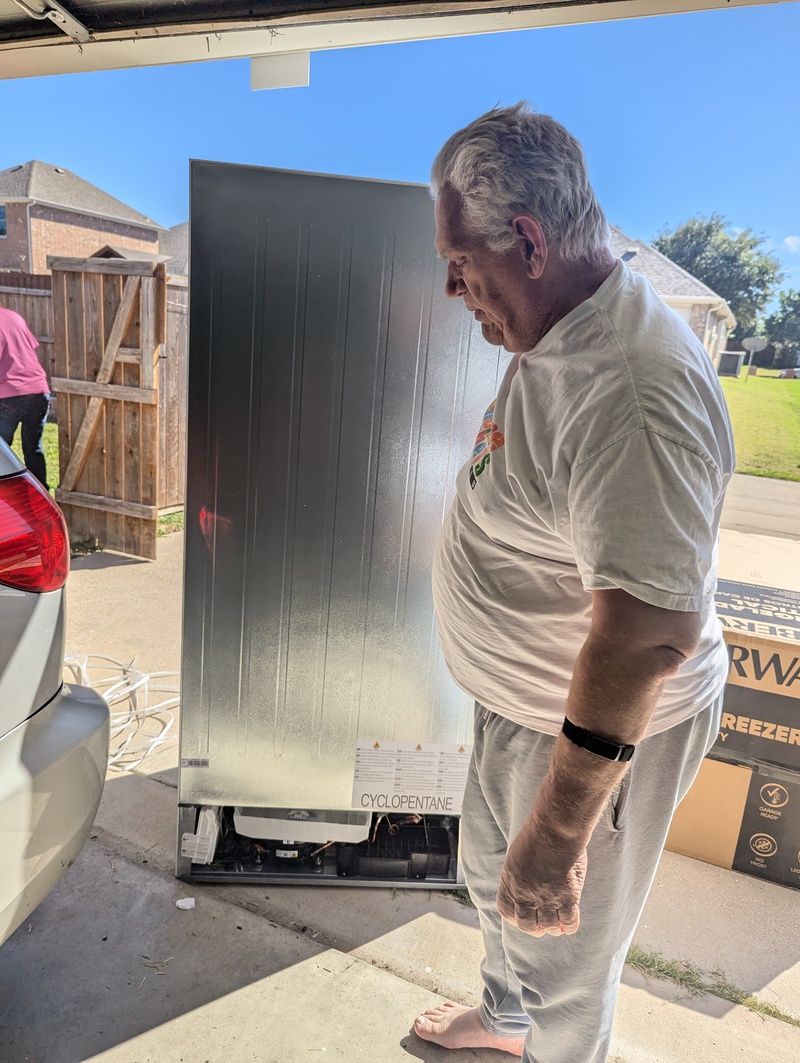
[415, 1011, 449, 1034]
[417, 1002, 455, 1023]
[415, 1014, 447, 1039]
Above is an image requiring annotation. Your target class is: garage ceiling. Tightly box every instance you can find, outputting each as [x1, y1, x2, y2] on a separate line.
[0, 0, 785, 79]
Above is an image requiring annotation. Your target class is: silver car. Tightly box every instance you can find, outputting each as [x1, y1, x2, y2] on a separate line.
[0, 439, 108, 945]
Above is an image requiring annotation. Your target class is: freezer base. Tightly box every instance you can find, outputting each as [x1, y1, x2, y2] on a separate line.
[176, 804, 464, 888]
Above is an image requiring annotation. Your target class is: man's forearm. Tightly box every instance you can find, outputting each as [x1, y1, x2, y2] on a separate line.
[497, 590, 701, 935]
[524, 633, 674, 850]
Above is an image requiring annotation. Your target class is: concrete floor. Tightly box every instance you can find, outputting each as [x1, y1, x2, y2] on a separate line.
[2, 513, 799, 1062]
[0, 837, 461, 1063]
[1, 768, 798, 1063]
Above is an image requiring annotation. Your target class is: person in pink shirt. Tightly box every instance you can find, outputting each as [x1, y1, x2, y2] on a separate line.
[0, 306, 50, 488]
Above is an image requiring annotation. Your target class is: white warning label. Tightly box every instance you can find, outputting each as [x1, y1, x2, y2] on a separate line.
[352, 740, 472, 814]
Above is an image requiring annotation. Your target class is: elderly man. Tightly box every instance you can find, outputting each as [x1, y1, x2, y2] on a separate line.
[413, 104, 734, 1063]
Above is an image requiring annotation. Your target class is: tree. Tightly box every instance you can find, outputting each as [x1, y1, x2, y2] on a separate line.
[765, 290, 800, 369]
[653, 213, 783, 342]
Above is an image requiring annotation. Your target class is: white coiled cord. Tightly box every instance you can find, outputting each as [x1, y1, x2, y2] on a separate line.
[63, 654, 179, 771]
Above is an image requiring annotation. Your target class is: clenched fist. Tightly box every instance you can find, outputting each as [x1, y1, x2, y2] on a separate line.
[497, 822, 587, 937]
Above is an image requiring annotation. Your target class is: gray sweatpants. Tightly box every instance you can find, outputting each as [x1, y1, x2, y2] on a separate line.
[461, 694, 723, 1063]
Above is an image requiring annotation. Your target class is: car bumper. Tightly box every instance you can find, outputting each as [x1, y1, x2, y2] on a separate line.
[0, 683, 109, 945]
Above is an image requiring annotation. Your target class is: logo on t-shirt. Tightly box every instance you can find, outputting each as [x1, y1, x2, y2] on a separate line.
[469, 402, 505, 489]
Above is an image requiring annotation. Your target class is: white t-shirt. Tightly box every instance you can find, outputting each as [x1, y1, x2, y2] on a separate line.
[432, 261, 735, 737]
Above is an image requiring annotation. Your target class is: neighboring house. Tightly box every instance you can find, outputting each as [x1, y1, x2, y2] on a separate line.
[609, 226, 735, 364]
[159, 220, 189, 276]
[0, 160, 164, 274]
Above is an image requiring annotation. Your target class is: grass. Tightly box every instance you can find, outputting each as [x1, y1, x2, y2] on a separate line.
[69, 536, 103, 557]
[157, 510, 185, 536]
[9, 421, 60, 493]
[627, 944, 800, 1028]
[719, 375, 800, 481]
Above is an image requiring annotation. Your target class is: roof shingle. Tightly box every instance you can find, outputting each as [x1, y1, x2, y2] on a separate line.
[0, 160, 164, 231]
[609, 225, 723, 301]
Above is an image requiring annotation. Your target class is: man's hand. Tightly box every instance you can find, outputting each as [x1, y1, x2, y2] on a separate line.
[497, 821, 586, 937]
[495, 591, 701, 940]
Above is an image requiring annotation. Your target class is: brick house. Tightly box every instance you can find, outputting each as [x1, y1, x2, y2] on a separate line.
[609, 226, 735, 364]
[0, 160, 164, 275]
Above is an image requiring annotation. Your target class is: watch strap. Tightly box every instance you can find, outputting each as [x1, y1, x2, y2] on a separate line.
[561, 717, 635, 763]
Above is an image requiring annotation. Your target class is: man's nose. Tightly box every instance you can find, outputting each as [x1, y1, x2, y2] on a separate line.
[445, 262, 465, 298]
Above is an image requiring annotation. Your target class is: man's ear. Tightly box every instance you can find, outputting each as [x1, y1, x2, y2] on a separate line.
[512, 215, 548, 280]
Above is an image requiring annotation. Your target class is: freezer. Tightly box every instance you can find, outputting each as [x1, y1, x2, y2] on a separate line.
[177, 161, 504, 886]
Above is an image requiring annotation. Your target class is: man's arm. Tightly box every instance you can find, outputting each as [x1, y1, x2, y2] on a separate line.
[497, 588, 701, 937]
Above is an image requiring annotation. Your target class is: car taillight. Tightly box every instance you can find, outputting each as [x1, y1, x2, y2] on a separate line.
[0, 473, 69, 593]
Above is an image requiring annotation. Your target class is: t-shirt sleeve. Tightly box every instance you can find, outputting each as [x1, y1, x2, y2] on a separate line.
[565, 429, 721, 611]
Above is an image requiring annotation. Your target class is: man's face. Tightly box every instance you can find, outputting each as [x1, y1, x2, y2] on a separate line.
[434, 186, 538, 353]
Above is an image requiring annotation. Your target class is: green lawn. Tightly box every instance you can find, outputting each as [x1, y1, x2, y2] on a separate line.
[9, 422, 60, 493]
[719, 375, 800, 482]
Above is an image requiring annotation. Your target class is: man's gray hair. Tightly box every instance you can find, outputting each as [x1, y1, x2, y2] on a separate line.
[431, 103, 610, 264]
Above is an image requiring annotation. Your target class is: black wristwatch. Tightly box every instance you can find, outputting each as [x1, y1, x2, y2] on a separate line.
[561, 717, 636, 763]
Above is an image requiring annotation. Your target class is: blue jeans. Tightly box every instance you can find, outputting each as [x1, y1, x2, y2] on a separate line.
[0, 393, 50, 489]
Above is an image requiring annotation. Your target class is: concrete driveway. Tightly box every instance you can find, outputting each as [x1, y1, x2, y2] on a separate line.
[1, 510, 799, 1062]
[721, 473, 800, 540]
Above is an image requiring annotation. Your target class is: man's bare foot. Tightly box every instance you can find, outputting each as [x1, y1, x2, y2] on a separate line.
[413, 1002, 525, 1056]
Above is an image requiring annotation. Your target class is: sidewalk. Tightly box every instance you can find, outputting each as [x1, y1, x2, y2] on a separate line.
[0, 526, 798, 1062]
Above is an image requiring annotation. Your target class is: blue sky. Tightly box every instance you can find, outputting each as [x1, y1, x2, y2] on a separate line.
[2, 1, 799, 291]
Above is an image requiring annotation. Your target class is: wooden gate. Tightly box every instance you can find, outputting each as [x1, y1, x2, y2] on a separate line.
[49, 257, 167, 559]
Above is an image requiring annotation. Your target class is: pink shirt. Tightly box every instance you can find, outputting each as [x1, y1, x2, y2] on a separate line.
[0, 306, 49, 399]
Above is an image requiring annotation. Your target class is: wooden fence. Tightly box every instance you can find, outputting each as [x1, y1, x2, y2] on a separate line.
[1, 265, 188, 557]
[0, 273, 55, 383]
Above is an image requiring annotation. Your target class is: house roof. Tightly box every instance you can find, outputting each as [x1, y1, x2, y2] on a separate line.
[92, 245, 170, 263]
[609, 225, 724, 302]
[0, 160, 164, 231]
[159, 221, 189, 275]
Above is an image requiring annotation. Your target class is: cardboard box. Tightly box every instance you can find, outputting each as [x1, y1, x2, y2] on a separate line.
[665, 559, 800, 887]
[666, 757, 800, 890]
[713, 580, 800, 771]
[666, 758, 751, 868]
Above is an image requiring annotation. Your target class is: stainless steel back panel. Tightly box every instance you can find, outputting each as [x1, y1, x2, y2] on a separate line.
[180, 162, 505, 808]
